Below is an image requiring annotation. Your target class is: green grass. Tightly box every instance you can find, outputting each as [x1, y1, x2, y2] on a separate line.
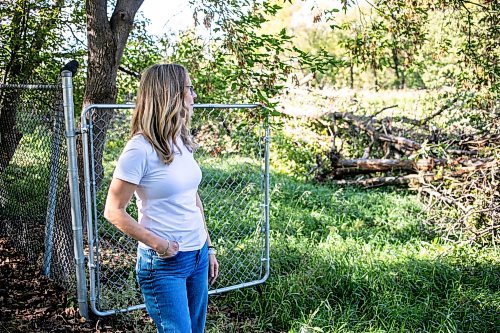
[205, 171, 499, 333]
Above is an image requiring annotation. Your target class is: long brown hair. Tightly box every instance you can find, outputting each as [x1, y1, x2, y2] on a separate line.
[131, 63, 194, 164]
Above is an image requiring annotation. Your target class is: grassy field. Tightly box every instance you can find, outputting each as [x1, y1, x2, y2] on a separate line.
[205, 170, 499, 332]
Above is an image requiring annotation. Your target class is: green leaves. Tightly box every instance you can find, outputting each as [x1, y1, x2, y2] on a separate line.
[0, 0, 85, 84]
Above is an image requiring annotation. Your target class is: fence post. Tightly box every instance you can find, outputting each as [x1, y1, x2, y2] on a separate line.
[61, 70, 89, 319]
[264, 110, 271, 278]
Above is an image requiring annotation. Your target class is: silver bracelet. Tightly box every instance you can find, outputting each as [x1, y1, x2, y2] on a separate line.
[157, 239, 170, 256]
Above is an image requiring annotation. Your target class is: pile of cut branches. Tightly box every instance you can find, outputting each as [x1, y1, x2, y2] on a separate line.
[313, 95, 499, 245]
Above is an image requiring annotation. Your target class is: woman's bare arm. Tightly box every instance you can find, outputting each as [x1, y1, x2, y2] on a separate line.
[104, 178, 178, 257]
[196, 192, 219, 284]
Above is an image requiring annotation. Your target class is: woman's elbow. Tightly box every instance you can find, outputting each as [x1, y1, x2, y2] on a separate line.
[103, 205, 117, 225]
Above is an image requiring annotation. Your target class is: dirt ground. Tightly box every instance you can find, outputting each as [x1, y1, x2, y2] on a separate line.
[0, 237, 138, 332]
[0, 237, 245, 332]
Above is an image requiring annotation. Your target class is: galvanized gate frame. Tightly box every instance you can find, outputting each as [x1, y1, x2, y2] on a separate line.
[80, 103, 270, 316]
[61, 71, 88, 318]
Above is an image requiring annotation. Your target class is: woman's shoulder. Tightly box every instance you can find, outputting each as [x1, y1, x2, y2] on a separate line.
[124, 134, 154, 155]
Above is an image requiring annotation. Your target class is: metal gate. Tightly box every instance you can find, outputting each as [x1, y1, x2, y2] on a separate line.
[80, 103, 270, 315]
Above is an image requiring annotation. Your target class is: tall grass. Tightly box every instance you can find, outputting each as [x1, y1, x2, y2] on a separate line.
[206, 172, 499, 333]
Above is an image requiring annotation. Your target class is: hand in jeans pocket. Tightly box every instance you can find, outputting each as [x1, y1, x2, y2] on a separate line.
[156, 239, 180, 258]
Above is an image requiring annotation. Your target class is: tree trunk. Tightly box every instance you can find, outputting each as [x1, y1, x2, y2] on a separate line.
[400, 61, 405, 89]
[48, 0, 144, 305]
[392, 47, 400, 88]
[0, 90, 22, 173]
[0, 3, 27, 172]
[65, 0, 144, 250]
[349, 62, 354, 89]
[372, 62, 379, 91]
[83, 0, 144, 186]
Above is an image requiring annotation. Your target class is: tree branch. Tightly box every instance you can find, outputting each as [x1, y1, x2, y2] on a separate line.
[329, 111, 422, 153]
[372, 104, 398, 118]
[118, 65, 141, 79]
[111, 0, 145, 66]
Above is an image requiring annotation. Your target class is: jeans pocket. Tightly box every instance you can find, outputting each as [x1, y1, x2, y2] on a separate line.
[152, 251, 187, 275]
[137, 249, 154, 274]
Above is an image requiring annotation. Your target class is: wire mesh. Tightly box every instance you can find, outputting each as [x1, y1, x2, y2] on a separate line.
[0, 83, 75, 290]
[83, 104, 269, 313]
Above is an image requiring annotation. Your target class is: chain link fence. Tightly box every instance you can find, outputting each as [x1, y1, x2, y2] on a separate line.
[81, 104, 270, 314]
[0, 78, 271, 317]
[0, 83, 75, 290]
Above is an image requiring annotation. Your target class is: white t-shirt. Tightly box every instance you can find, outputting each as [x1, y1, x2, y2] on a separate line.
[113, 134, 207, 251]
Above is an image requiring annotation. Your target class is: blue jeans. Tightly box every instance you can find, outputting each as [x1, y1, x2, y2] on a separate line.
[136, 242, 209, 333]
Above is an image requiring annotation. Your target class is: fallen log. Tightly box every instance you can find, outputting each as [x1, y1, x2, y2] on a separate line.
[327, 159, 495, 187]
[378, 135, 421, 150]
[336, 158, 417, 169]
[446, 149, 479, 156]
[321, 158, 495, 181]
[450, 160, 498, 176]
[329, 158, 447, 177]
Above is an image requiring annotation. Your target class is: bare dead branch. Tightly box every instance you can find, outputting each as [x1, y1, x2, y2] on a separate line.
[417, 97, 459, 126]
[329, 111, 422, 153]
[372, 104, 398, 118]
[420, 187, 468, 212]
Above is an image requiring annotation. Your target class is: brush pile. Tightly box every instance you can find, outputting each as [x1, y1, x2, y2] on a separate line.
[313, 94, 499, 245]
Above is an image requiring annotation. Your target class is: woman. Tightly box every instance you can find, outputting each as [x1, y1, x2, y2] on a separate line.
[104, 63, 219, 333]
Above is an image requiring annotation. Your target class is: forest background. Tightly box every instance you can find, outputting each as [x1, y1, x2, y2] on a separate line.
[0, 0, 498, 332]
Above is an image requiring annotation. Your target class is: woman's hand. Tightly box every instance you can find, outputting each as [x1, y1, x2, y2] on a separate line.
[208, 253, 219, 285]
[156, 239, 179, 258]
